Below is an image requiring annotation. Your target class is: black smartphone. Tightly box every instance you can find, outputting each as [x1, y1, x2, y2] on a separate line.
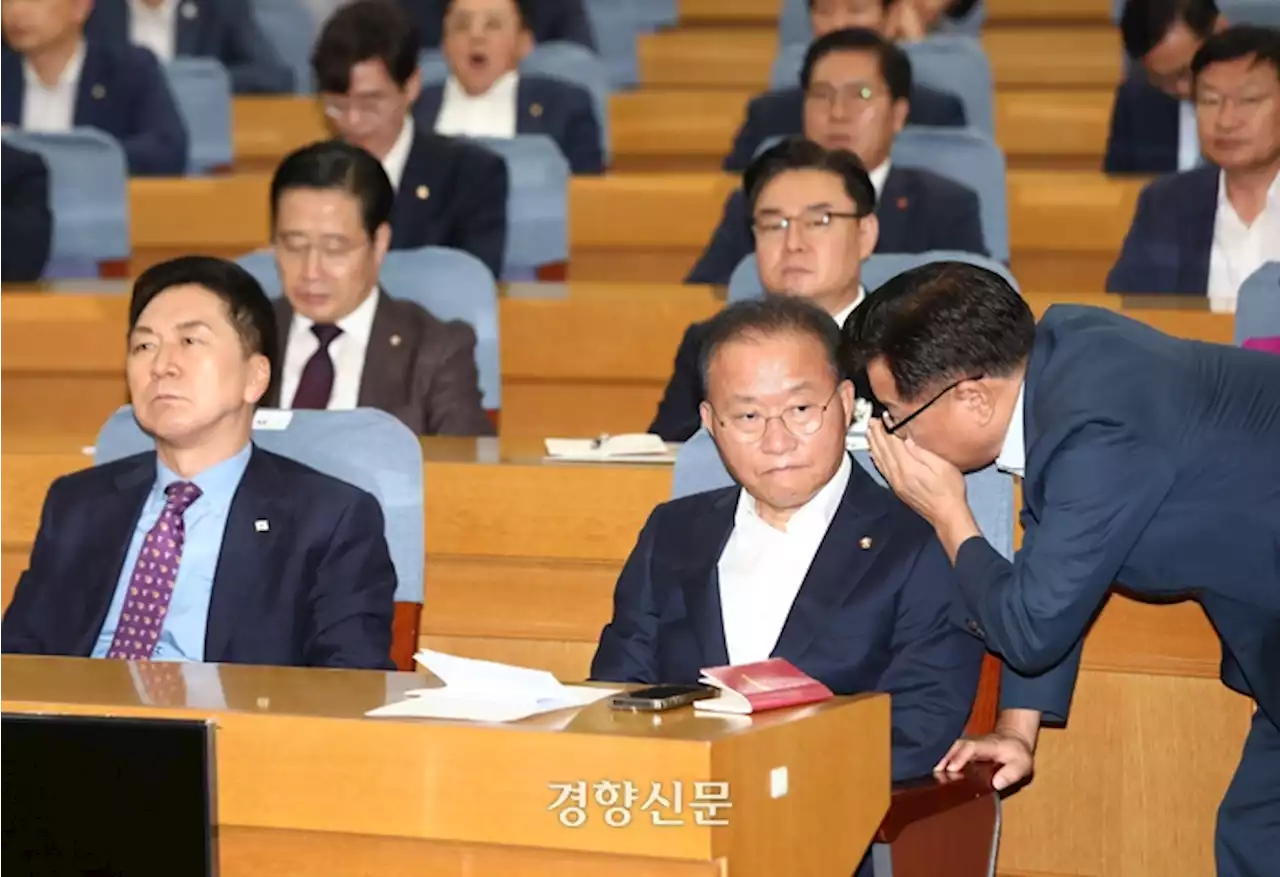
[610, 684, 718, 712]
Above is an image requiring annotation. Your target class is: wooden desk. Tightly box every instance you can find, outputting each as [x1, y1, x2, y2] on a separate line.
[1, 655, 889, 876]
[232, 97, 327, 173]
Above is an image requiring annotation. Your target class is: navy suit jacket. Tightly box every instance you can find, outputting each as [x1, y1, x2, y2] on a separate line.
[1, 143, 52, 282]
[723, 85, 967, 172]
[1106, 166, 1217, 295]
[390, 123, 509, 278]
[87, 0, 293, 94]
[590, 459, 984, 782]
[403, 0, 596, 50]
[686, 166, 988, 286]
[416, 75, 603, 173]
[954, 306, 1280, 726]
[1, 446, 397, 670]
[1103, 74, 1180, 176]
[1, 41, 188, 176]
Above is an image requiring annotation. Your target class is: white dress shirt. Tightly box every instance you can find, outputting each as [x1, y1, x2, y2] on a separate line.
[995, 381, 1026, 478]
[280, 288, 380, 410]
[434, 71, 519, 140]
[832, 287, 866, 328]
[380, 117, 415, 192]
[1177, 100, 1201, 173]
[1207, 170, 1280, 314]
[868, 160, 891, 200]
[21, 40, 87, 132]
[128, 0, 179, 63]
[718, 453, 853, 665]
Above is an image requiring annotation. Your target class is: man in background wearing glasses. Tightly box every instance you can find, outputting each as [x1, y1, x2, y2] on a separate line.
[592, 296, 984, 828]
[687, 27, 986, 286]
[310, 0, 508, 278]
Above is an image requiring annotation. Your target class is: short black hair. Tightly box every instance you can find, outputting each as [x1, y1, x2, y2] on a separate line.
[842, 262, 1034, 400]
[128, 255, 279, 389]
[1119, 0, 1219, 61]
[443, 0, 534, 28]
[312, 0, 419, 93]
[270, 140, 395, 240]
[806, 0, 898, 11]
[1191, 24, 1280, 80]
[698, 296, 843, 397]
[800, 27, 912, 101]
[744, 136, 877, 216]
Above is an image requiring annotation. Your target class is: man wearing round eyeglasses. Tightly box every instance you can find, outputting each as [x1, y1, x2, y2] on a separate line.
[593, 297, 984, 837]
[687, 27, 986, 286]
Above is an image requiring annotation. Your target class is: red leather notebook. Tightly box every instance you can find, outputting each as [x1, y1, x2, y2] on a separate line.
[693, 658, 834, 715]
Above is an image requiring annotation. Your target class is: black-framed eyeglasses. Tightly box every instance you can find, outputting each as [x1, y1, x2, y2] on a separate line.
[751, 209, 862, 236]
[710, 387, 842, 442]
[883, 374, 983, 436]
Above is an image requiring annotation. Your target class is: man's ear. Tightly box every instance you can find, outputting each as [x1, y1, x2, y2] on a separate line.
[516, 28, 534, 61]
[245, 352, 271, 405]
[404, 69, 423, 105]
[957, 378, 996, 426]
[699, 400, 715, 435]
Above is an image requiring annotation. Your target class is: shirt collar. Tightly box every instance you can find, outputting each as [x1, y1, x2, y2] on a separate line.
[129, 0, 178, 20]
[831, 286, 867, 328]
[867, 160, 891, 201]
[1216, 167, 1280, 212]
[291, 286, 380, 337]
[24, 38, 87, 90]
[445, 69, 520, 102]
[381, 117, 415, 191]
[155, 442, 253, 509]
[995, 381, 1026, 477]
[736, 451, 852, 535]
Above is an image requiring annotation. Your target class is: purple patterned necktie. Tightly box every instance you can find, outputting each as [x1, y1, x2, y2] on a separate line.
[106, 481, 202, 661]
[290, 323, 343, 409]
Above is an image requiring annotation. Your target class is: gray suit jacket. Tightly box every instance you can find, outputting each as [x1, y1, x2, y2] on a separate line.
[266, 292, 495, 437]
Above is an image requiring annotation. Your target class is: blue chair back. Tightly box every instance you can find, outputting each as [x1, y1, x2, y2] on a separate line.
[93, 406, 425, 603]
[1, 129, 129, 275]
[1235, 261, 1280, 346]
[727, 251, 1019, 303]
[254, 0, 318, 92]
[234, 246, 501, 409]
[671, 428, 1015, 560]
[521, 41, 613, 164]
[904, 36, 995, 136]
[769, 42, 807, 90]
[637, 0, 678, 30]
[585, 0, 641, 86]
[778, 0, 810, 48]
[165, 58, 233, 173]
[891, 126, 1008, 261]
[473, 135, 570, 279]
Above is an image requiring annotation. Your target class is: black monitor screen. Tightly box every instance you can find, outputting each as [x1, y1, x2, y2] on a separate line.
[2, 713, 216, 877]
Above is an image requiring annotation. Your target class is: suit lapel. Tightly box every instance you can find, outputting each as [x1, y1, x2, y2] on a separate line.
[174, 1, 200, 56]
[357, 291, 413, 410]
[771, 462, 891, 663]
[262, 298, 292, 407]
[1, 49, 21, 125]
[1180, 166, 1219, 294]
[874, 170, 914, 252]
[72, 457, 156, 656]
[74, 44, 110, 129]
[515, 78, 544, 135]
[678, 490, 737, 669]
[203, 447, 286, 662]
[417, 88, 444, 129]
[392, 126, 439, 247]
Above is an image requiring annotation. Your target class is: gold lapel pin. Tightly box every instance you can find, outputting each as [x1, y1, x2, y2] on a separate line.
[91, 84, 106, 99]
[389, 334, 402, 347]
[415, 185, 429, 200]
[530, 102, 543, 118]
[859, 536, 873, 550]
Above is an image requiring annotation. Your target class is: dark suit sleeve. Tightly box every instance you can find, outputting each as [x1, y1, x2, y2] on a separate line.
[421, 321, 496, 436]
[451, 145, 509, 278]
[561, 87, 605, 174]
[215, 0, 295, 94]
[685, 190, 753, 285]
[589, 509, 662, 683]
[1, 479, 68, 654]
[123, 47, 189, 176]
[953, 421, 1176, 678]
[998, 641, 1082, 725]
[723, 95, 771, 172]
[1, 145, 52, 282]
[1103, 82, 1137, 175]
[931, 184, 988, 256]
[648, 324, 706, 442]
[879, 536, 985, 781]
[1106, 181, 1174, 293]
[305, 489, 398, 670]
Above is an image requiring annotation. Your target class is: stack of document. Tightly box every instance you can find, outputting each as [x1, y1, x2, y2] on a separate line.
[365, 649, 619, 723]
[544, 433, 677, 463]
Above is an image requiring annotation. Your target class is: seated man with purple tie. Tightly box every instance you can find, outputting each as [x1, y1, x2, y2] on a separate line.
[1, 256, 397, 668]
[262, 139, 494, 436]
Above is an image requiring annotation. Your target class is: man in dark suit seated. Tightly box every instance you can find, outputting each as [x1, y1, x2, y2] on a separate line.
[415, 0, 603, 173]
[262, 139, 494, 436]
[1, 0, 188, 176]
[400, 0, 595, 52]
[1, 142, 53, 282]
[311, 0, 508, 278]
[723, 0, 967, 173]
[1105, 0, 1225, 174]
[654, 139, 882, 441]
[87, 0, 294, 94]
[1107, 26, 1279, 307]
[689, 29, 986, 286]
[593, 295, 984, 794]
[1, 255, 397, 668]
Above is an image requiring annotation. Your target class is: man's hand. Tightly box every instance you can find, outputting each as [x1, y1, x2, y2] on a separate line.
[935, 709, 1040, 792]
